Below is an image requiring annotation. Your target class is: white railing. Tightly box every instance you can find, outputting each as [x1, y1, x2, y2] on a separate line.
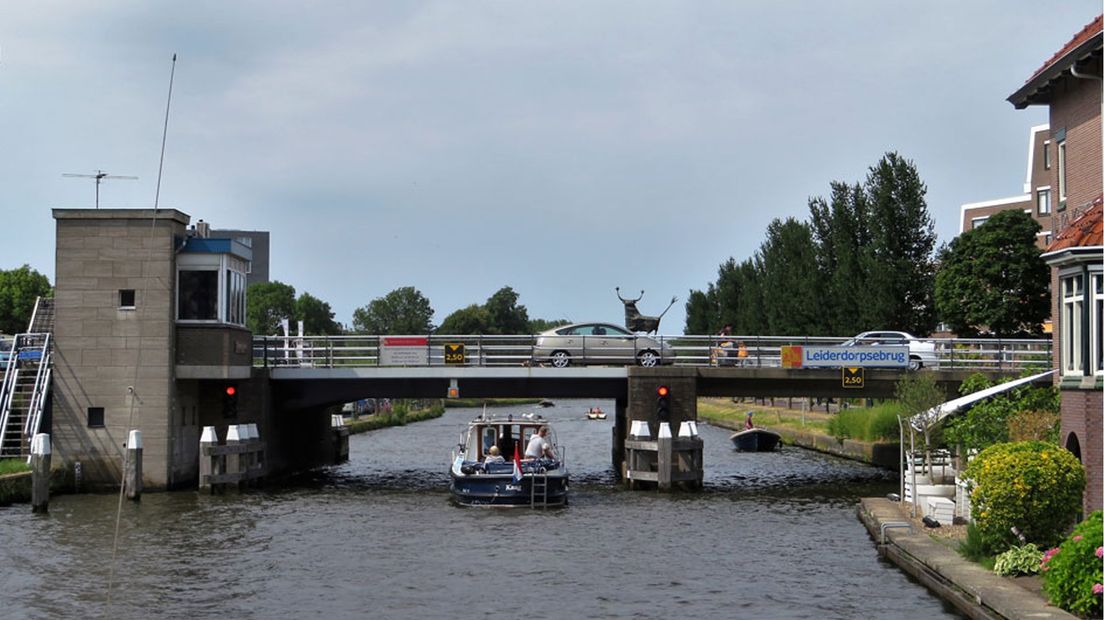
[251, 334, 1052, 372]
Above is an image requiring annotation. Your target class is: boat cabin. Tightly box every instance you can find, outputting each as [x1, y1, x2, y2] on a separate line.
[460, 414, 558, 462]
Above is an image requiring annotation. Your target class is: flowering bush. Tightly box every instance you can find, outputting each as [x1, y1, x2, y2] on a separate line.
[993, 543, 1044, 576]
[964, 441, 1084, 554]
[1042, 511, 1103, 618]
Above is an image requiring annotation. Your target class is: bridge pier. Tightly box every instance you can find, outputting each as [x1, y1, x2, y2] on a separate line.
[622, 370, 703, 490]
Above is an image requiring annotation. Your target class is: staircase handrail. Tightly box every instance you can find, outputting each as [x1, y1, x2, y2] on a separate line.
[23, 333, 52, 443]
[0, 334, 28, 452]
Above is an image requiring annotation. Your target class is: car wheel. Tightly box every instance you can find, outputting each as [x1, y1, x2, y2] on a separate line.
[550, 351, 571, 368]
[637, 350, 660, 367]
[908, 357, 922, 371]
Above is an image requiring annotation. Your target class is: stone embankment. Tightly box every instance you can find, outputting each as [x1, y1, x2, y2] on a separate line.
[859, 498, 1076, 620]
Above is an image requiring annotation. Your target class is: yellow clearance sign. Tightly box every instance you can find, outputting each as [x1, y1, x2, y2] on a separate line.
[444, 343, 466, 365]
[842, 367, 864, 389]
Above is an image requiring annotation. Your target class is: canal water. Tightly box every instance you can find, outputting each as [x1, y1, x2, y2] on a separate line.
[0, 400, 963, 619]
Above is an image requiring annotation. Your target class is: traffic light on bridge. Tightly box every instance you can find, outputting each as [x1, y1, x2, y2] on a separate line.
[222, 384, 238, 418]
[656, 385, 670, 421]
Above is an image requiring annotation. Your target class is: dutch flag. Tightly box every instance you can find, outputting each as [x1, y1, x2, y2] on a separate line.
[512, 442, 523, 483]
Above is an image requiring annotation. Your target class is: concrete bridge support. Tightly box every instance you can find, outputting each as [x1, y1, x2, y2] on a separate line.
[621, 369, 703, 489]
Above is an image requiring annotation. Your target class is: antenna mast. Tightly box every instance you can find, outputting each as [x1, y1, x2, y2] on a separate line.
[154, 53, 177, 212]
[61, 170, 138, 209]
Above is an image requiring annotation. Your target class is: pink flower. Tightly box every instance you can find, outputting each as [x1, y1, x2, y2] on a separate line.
[1093, 583, 1103, 596]
[1096, 546, 1103, 559]
[1073, 535, 1083, 542]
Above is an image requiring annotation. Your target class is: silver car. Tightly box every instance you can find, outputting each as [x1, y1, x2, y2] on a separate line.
[533, 322, 675, 367]
[841, 330, 939, 370]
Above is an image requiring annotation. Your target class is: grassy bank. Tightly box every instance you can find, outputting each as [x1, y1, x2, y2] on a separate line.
[698, 397, 901, 469]
[698, 398, 832, 434]
[346, 400, 446, 434]
[444, 398, 542, 409]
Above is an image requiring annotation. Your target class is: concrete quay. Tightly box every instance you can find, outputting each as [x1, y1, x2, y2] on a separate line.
[858, 498, 1078, 620]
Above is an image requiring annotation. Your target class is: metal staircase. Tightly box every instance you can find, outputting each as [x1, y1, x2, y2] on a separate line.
[0, 297, 54, 459]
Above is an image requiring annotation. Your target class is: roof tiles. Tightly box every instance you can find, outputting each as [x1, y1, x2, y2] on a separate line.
[1045, 196, 1103, 252]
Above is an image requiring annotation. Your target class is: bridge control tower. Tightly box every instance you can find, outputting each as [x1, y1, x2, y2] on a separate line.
[51, 209, 271, 489]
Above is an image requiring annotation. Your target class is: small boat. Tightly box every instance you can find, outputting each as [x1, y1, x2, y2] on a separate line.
[729, 428, 782, 452]
[449, 413, 569, 507]
[538, 399, 555, 407]
[586, 407, 606, 420]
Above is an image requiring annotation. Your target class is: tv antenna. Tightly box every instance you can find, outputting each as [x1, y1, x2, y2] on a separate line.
[62, 170, 138, 209]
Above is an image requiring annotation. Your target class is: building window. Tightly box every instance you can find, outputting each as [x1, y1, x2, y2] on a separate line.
[224, 269, 246, 326]
[1057, 140, 1067, 204]
[1036, 188, 1051, 215]
[119, 289, 136, 309]
[1093, 273, 1103, 375]
[87, 407, 105, 428]
[1061, 273, 1084, 375]
[970, 216, 988, 229]
[1043, 140, 1051, 169]
[178, 270, 219, 321]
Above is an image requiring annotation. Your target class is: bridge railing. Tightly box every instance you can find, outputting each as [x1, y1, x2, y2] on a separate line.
[252, 334, 1052, 372]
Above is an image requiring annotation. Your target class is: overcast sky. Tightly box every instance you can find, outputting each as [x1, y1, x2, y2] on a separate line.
[2, 2, 1098, 333]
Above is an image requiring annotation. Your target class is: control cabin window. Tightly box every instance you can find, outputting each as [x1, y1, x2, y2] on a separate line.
[178, 270, 218, 320]
[119, 289, 136, 309]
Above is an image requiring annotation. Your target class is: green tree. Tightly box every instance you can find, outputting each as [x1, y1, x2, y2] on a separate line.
[863, 152, 937, 335]
[528, 317, 570, 333]
[246, 281, 297, 335]
[943, 373, 1060, 454]
[484, 286, 530, 334]
[352, 286, 434, 334]
[895, 371, 948, 458]
[438, 304, 491, 334]
[759, 218, 822, 335]
[0, 265, 52, 334]
[683, 288, 716, 335]
[935, 209, 1049, 337]
[295, 292, 341, 335]
[809, 181, 870, 334]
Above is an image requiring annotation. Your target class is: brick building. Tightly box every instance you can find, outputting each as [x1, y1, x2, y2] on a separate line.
[959, 124, 1057, 249]
[1010, 14, 1102, 515]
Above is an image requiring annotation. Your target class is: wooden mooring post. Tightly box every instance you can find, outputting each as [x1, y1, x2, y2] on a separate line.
[199, 424, 266, 493]
[31, 433, 50, 513]
[624, 420, 703, 491]
[332, 414, 349, 464]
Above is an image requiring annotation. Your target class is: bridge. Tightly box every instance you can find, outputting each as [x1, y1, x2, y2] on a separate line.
[256, 333, 1051, 405]
[33, 208, 1060, 494]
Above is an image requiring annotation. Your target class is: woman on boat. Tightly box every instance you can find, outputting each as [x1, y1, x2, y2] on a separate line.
[484, 445, 505, 464]
[744, 411, 754, 430]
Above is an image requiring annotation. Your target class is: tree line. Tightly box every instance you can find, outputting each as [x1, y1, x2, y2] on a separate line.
[685, 152, 1049, 338]
[0, 153, 1049, 339]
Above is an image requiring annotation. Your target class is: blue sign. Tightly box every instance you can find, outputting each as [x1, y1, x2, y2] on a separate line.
[799, 345, 908, 368]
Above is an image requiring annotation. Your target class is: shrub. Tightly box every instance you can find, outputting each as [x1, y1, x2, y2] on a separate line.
[964, 441, 1085, 554]
[1042, 511, 1103, 618]
[993, 543, 1044, 576]
[944, 373, 1060, 453]
[1006, 409, 1060, 443]
[958, 523, 996, 570]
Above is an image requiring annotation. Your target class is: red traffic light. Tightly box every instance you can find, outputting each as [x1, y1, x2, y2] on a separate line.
[656, 385, 669, 397]
[225, 386, 237, 396]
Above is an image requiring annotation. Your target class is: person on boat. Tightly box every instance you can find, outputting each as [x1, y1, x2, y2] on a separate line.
[484, 445, 505, 464]
[524, 426, 556, 460]
[744, 411, 754, 430]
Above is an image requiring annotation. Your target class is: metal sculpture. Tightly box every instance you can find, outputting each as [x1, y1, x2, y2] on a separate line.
[615, 287, 678, 334]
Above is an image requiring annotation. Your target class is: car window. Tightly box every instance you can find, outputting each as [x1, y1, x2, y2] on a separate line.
[557, 327, 579, 336]
[606, 325, 632, 336]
